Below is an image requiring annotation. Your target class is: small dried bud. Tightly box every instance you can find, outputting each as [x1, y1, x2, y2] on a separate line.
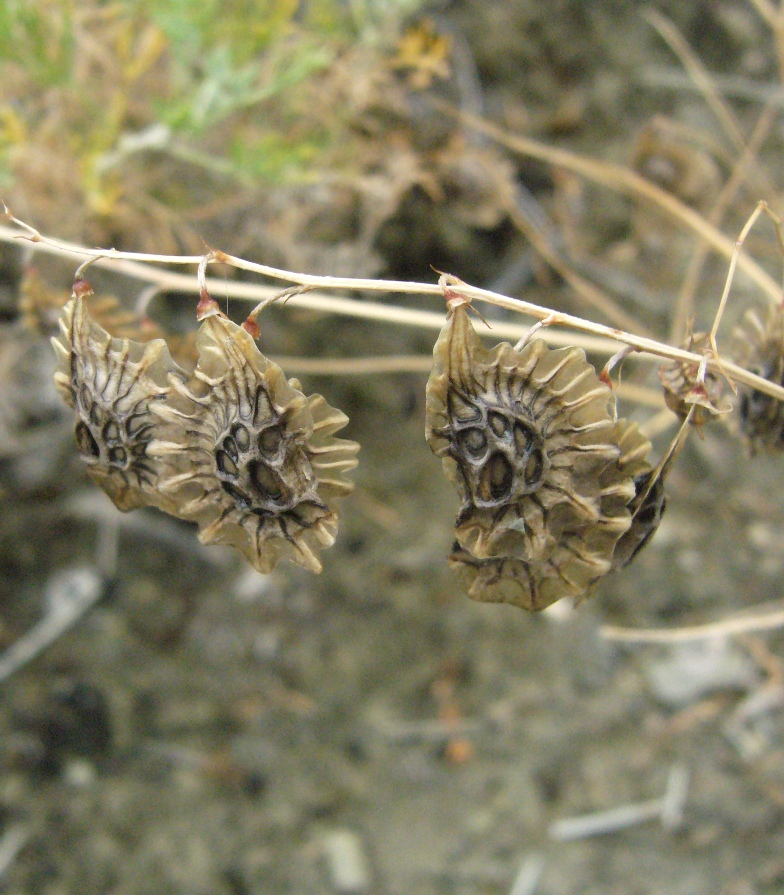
[149, 314, 358, 573]
[658, 332, 723, 430]
[51, 292, 184, 511]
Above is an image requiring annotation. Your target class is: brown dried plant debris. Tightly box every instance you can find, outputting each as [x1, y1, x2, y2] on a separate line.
[731, 303, 784, 454]
[426, 297, 654, 610]
[658, 331, 725, 430]
[148, 311, 359, 574]
[51, 282, 185, 513]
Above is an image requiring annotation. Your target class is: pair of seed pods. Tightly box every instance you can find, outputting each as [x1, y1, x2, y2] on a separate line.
[53, 283, 664, 610]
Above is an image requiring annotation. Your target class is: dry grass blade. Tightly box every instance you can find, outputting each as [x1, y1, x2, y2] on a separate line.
[671, 104, 778, 342]
[432, 103, 781, 302]
[601, 607, 784, 643]
[645, 8, 773, 194]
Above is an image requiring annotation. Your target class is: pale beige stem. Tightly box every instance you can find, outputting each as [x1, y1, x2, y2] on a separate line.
[2, 216, 784, 403]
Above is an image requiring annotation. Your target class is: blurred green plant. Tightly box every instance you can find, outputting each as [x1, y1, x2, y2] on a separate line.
[0, 0, 426, 236]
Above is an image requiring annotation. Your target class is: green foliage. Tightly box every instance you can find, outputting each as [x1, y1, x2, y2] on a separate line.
[158, 40, 335, 135]
[0, 0, 429, 227]
[228, 128, 328, 184]
[0, 0, 74, 87]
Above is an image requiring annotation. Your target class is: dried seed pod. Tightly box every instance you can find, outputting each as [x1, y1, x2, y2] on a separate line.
[450, 529, 609, 612]
[22, 269, 150, 340]
[607, 419, 666, 570]
[658, 332, 723, 429]
[612, 469, 667, 571]
[149, 313, 359, 574]
[733, 305, 784, 453]
[447, 417, 653, 611]
[426, 301, 637, 563]
[51, 286, 184, 511]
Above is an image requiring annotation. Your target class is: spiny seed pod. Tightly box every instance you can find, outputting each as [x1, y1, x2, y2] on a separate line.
[51, 283, 184, 512]
[426, 300, 637, 565]
[449, 522, 614, 611]
[658, 332, 723, 430]
[732, 305, 784, 453]
[149, 312, 359, 574]
[447, 417, 653, 611]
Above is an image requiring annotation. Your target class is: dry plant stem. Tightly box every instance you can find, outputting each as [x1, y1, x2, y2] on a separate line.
[671, 104, 778, 342]
[0, 571, 104, 683]
[2, 217, 784, 404]
[433, 104, 781, 302]
[601, 606, 784, 643]
[645, 8, 774, 197]
[708, 200, 783, 370]
[508, 855, 545, 895]
[505, 198, 652, 337]
[0, 825, 30, 881]
[549, 765, 688, 840]
[279, 355, 665, 406]
[768, 2, 784, 86]
[635, 404, 693, 520]
[748, 0, 778, 28]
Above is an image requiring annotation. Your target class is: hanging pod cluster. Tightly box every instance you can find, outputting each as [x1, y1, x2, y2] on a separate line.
[52, 278, 666, 609]
[425, 292, 664, 611]
[52, 281, 359, 574]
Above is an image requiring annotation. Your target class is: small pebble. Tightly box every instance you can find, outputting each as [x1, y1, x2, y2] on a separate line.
[321, 828, 372, 894]
[641, 639, 759, 707]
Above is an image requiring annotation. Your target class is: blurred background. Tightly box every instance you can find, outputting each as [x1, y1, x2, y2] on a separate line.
[1, 1, 784, 893]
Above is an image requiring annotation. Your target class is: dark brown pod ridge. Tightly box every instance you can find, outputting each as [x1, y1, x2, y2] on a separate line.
[732, 306, 784, 453]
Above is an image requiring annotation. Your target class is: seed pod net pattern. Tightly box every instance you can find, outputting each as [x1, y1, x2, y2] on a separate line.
[52, 291, 359, 575]
[425, 299, 657, 610]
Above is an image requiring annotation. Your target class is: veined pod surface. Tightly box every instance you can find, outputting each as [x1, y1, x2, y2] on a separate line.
[448, 416, 654, 610]
[426, 300, 637, 565]
[149, 312, 359, 574]
[51, 286, 184, 513]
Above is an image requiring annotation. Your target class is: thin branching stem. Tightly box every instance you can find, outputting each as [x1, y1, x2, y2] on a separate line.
[2, 214, 784, 403]
[601, 606, 784, 642]
[432, 103, 781, 302]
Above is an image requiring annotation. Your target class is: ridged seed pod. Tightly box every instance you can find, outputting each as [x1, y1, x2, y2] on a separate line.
[732, 306, 784, 453]
[51, 285, 184, 512]
[447, 417, 653, 610]
[658, 332, 723, 430]
[426, 300, 637, 565]
[149, 312, 359, 574]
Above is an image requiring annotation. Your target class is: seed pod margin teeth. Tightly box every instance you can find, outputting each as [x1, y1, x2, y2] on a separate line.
[51, 289, 184, 513]
[426, 301, 636, 565]
[149, 314, 359, 574]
